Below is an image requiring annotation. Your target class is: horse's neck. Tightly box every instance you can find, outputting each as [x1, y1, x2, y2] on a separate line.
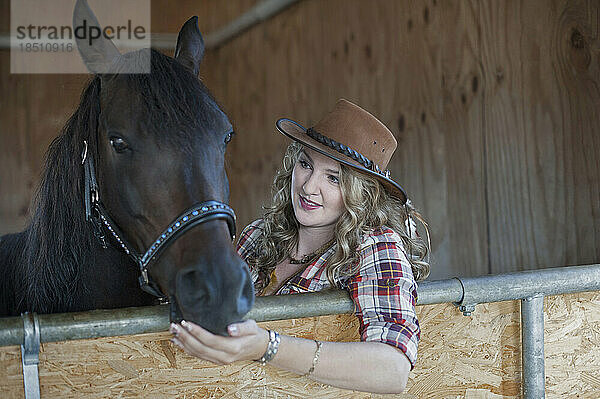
[76, 240, 153, 308]
[23, 218, 151, 313]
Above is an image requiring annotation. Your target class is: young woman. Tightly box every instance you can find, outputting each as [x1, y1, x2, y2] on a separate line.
[170, 99, 430, 394]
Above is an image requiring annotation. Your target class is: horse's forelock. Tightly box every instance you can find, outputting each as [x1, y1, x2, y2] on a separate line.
[119, 49, 225, 147]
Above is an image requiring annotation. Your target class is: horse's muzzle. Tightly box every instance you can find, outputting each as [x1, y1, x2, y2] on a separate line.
[171, 260, 254, 335]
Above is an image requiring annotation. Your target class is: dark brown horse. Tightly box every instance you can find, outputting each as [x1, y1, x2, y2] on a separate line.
[0, 1, 253, 335]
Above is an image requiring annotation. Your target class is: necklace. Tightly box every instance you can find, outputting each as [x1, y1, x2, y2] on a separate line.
[288, 238, 336, 264]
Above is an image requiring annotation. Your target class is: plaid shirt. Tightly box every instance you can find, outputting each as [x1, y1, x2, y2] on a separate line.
[236, 219, 420, 368]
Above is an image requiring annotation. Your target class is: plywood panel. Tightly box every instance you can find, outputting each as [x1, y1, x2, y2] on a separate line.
[151, 0, 260, 34]
[1, 292, 598, 397]
[479, 2, 529, 273]
[0, 49, 32, 235]
[383, 0, 452, 279]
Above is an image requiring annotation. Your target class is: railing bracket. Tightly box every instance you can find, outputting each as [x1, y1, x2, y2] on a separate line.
[21, 312, 41, 399]
[456, 303, 476, 316]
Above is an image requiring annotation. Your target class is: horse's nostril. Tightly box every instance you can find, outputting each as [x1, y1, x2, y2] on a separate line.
[174, 260, 253, 332]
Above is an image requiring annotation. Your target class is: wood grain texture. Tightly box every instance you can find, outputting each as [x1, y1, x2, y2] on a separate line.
[481, 0, 600, 273]
[439, 0, 488, 277]
[0, 52, 88, 235]
[200, 0, 599, 277]
[0, 0, 598, 277]
[200, 0, 459, 279]
[1, 292, 598, 398]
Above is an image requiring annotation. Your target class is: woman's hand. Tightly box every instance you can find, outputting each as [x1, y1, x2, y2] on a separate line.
[171, 320, 410, 393]
[170, 319, 269, 365]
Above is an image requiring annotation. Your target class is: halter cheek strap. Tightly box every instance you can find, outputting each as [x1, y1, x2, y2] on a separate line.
[82, 141, 237, 300]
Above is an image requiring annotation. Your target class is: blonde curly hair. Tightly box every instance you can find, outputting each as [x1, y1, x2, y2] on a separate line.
[248, 142, 430, 291]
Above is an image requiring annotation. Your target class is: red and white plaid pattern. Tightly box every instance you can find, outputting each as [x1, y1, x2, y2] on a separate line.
[236, 219, 420, 368]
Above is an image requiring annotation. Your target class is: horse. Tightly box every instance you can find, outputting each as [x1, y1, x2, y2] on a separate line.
[0, 0, 254, 335]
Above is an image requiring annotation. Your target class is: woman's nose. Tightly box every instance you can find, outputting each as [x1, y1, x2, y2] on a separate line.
[302, 172, 320, 196]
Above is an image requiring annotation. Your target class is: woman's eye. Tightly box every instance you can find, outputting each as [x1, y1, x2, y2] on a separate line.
[224, 132, 235, 144]
[299, 160, 312, 169]
[328, 175, 339, 184]
[109, 137, 129, 153]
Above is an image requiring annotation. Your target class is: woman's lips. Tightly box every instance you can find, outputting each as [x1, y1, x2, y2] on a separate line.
[299, 195, 321, 211]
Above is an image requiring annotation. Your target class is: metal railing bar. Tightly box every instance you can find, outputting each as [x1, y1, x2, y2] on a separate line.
[457, 264, 600, 306]
[203, 0, 302, 49]
[1, 0, 304, 51]
[0, 290, 353, 347]
[0, 263, 598, 347]
[521, 295, 546, 398]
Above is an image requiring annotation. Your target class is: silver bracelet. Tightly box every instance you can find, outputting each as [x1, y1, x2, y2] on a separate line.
[304, 340, 322, 377]
[258, 330, 280, 366]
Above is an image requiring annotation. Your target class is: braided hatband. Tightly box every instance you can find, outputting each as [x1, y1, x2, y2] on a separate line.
[305, 128, 390, 178]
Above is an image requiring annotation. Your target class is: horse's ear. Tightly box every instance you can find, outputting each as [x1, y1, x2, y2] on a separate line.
[174, 17, 205, 76]
[73, 0, 120, 73]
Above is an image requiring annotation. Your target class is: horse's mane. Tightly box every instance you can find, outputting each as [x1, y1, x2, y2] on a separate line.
[23, 76, 101, 313]
[22, 49, 219, 313]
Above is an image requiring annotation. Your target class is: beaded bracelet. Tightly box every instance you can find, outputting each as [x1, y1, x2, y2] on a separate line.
[304, 340, 322, 377]
[258, 330, 280, 366]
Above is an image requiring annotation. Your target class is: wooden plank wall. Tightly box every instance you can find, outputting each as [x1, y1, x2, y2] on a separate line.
[1, 291, 599, 397]
[0, 0, 90, 233]
[196, 0, 600, 278]
[0, 0, 598, 279]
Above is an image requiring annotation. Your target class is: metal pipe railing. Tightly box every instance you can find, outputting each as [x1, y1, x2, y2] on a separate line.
[203, 0, 302, 49]
[1, 263, 598, 347]
[0, 290, 353, 347]
[2, 263, 599, 399]
[521, 295, 546, 398]
[1, 0, 303, 51]
[154, 0, 304, 50]
[457, 264, 600, 305]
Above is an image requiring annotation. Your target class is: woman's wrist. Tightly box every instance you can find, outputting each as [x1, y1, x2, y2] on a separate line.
[252, 328, 271, 361]
[303, 340, 322, 377]
[255, 329, 280, 364]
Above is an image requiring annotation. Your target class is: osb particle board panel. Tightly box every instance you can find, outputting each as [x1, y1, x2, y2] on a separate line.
[0, 315, 364, 399]
[1, 291, 598, 398]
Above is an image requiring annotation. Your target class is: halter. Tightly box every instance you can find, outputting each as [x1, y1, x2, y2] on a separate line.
[81, 141, 236, 301]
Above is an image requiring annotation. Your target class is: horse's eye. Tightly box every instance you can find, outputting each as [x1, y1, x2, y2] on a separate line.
[109, 137, 129, 153]
[224, 131, 235, 145]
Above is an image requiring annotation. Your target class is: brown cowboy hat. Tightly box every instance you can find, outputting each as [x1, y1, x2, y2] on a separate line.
[276, 99, 407, 204]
